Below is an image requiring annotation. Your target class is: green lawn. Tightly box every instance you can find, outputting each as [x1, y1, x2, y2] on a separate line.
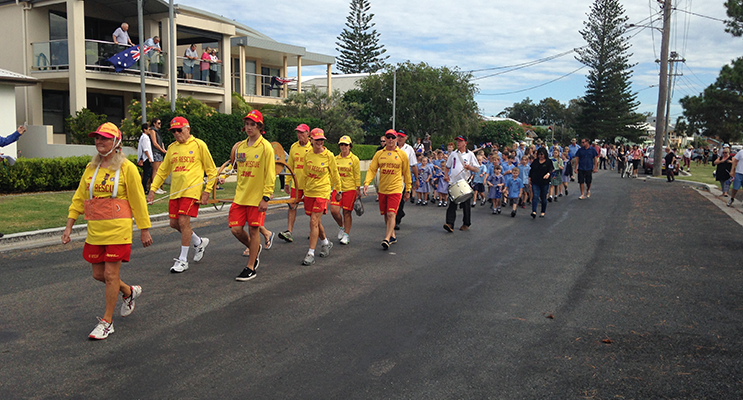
[671, 162, 722, 188]
[1, 171, 368, 235]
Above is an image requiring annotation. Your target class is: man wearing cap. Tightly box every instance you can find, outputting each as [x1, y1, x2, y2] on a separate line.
[395, 129, 418, 230]
[443, 135, 479, 232]
[148, 116, 217, 273]
[224, 110, 276, 281]
[363, 129, 412, 249]
[330, 135, 361, 245]
[279, 123, 312, 243]
[300, 128, 341, 265]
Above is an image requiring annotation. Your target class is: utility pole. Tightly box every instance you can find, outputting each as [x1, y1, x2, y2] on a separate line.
[653, 0, 671, 177]
[664, 51, 685, 147]
[392, 68, 397, 130]
[137, 0, 147, 124]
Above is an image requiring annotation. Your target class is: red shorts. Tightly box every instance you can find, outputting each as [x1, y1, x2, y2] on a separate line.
[228, 204, 265, 227]
[304, 196, 329, 215]
[378, 193, 402, 215]
[169, 197, 199, 219]
[290, 188, 305, 203]
[330, 190, 357, 211]
[83, 243, 131, 263]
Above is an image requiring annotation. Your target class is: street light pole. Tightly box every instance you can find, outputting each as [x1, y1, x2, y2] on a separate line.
[138, 0, 147, 124]
[653, 0, 671, 177]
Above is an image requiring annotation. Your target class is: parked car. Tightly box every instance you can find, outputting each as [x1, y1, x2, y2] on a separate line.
[643, 149, 680, 175]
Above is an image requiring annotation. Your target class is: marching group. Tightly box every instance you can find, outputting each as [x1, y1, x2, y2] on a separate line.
[61, 113, 605, 340]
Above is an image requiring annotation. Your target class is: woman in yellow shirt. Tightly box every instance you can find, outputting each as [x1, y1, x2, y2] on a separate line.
[301, 128, 341, 266]
[62, 123, 153, 340]
[330, 135, 360, 245]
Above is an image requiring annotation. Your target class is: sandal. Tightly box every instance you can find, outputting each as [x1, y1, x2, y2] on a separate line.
[264, 232, 275, 250]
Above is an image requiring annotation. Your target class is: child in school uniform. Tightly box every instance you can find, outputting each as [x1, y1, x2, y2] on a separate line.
[548, 148, 564, 202]
[472, 154, 488, 207]
[416, 156, 433, 205]
[517, 156, 531, 208]
[504, 167, 524, 218]
[435, 152, 449, 207]
[487, 165, 505, 214]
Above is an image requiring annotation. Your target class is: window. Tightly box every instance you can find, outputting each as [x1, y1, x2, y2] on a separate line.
[87, 93, 124, 126]
[49, 11, 67, 41]
[245, 60, 256, 95]
[42, 90, 69, 135]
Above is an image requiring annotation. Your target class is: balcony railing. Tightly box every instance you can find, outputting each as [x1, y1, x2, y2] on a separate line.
[176, 56, 223, 87]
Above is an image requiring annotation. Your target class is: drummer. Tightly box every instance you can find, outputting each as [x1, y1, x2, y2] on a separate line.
[363, 129, 411, 250]
[443, 135, 479, 232]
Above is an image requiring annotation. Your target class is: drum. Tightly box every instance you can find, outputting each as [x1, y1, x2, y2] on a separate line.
[448, 179, 473, 204]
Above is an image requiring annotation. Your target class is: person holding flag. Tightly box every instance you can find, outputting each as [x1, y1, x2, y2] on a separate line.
[227, 110, 275, 281]
[147, 117, 217, 273]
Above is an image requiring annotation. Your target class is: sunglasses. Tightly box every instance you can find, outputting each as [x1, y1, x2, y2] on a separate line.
[172, 128, 183, 133]
[245, 121, 258, 127]
[339, 143, 350, 146]
[385, 135, 396, 139]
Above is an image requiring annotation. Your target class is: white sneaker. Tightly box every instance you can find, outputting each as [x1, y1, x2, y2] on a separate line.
[171, 258, 189, 273]
[318, 241, 333, 257]
[337, 226, 345, 240]
[120, 285, 142, 317]
[340, 233, 350, 245]
[155, 188, 166, 194]
[193, 237, 209, 262]
[88, 317, 114, 340]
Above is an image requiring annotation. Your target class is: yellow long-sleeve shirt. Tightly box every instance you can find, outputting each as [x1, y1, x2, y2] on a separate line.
[302, 148, 341, 199]
[151, 136, 217, 199]
[232, 136, 276, 207]
[336, 152, 361, 192]
[286, 140, 311, 191]
[363, 148, 412, 194]
[68, 160, 151, 245]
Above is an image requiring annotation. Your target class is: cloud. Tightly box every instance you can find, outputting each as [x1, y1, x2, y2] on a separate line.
[178, 0, 741, 117]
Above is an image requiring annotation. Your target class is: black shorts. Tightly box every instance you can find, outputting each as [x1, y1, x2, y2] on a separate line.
[473, 182, 485, 193]
[632, 159, 640, 170]
[578, 170, 593, 185]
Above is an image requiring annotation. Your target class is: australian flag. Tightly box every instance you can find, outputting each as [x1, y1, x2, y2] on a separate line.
[107, 45, 152, 72]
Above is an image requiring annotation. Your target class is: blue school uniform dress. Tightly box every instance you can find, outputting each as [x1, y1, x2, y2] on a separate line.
[487, 174, 504, 199]
[416, 163, 433, 193]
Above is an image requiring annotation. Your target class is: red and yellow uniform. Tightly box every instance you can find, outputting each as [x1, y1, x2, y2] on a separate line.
[302, 148, 341, 215]
[68, 160, 151, 247]
[228, 136, 276, 227]
[364, 148, 412, 214]
[286, 141, 311, 197]
[150, 136, 217, 218]
[331, 152, 360, 210]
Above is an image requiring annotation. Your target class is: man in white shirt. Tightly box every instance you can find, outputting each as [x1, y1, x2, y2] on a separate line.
[137, 123, 154, 194]
[683, 146, 693, 171]
[394, 129, 418, 230]
[726, 149, 743, 207]
[443, 135, 480, 232]
[112, 23, 134, 47]
[143, 36, 162, 72]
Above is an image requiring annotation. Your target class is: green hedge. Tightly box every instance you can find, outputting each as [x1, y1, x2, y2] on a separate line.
[0, 156, 92, 193]
[324, 143, 378, 160]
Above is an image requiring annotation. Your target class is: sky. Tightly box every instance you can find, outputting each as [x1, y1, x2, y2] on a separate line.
[180, 0, 740, 123]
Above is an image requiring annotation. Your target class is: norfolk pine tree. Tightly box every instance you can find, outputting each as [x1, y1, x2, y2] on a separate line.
[335, 0, 389, 74]
[575, 0, 642, 143]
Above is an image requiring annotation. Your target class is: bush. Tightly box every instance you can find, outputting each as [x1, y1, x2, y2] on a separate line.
[0, 156, 92, 193]
[66, 109, 108, 145]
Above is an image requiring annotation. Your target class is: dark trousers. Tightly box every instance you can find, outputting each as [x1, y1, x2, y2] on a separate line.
[531, 183, 549, 214]
[667, 167, 675, 181]
[141, 160, 152, 194]
[446, 198, 471, 227]
[396, 191, 406, 225]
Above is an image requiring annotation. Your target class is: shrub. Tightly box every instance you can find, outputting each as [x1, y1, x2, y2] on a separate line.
[66, 109, 108, 145]
[0, 156, 92, 193]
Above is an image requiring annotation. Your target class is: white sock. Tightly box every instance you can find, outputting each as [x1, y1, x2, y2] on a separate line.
[307, 248, 315, 256]
[179, 246, 189, 261]
[320, 238, 329, 246]
[190, 232, 202, 247]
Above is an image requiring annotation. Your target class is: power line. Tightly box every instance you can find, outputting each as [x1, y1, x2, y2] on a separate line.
[469, 48, 581, 80]
[477, 66, 586, 96]
[671, 7, 727, 22]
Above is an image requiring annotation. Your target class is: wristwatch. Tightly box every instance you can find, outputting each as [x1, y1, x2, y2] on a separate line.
[262, 196, 270, 202]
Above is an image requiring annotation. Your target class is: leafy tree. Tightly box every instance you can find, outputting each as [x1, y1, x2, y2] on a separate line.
[575, 0, 643, 143]
[65, 108, 108, 145]
[679, 57, 743, 143]
[497, 98, 540, 125]
[354, 61, 480, 143]
[479, 120, 526, 148]
[539, 97, 566, 126]
[274, 87, 364, 144]
[121, 96, 215, 138]
[725, 0, 743, 36]
[335, 0, 389, 74]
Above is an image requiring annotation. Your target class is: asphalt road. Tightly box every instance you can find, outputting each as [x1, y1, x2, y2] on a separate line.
[1, 170, 742, 399]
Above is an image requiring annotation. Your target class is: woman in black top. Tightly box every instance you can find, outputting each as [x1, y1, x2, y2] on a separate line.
[715, 146, 734, 196]
[529, 147, 554, 218]
[617, 145, 627, 174]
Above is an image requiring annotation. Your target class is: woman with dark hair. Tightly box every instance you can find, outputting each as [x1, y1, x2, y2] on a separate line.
[148, 118, 166, 194]
[528, 147, 554, 218]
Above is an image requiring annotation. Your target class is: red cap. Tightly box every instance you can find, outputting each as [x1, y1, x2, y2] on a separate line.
[397, 129, 407, 138]
[295, 123, 310, 133]
[169, 116, 189, 130]
[244, 109, 263, 124]
[89, 122, 122, 140]
[384, 129, 398, 137]
[310, 128, 326, 140]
